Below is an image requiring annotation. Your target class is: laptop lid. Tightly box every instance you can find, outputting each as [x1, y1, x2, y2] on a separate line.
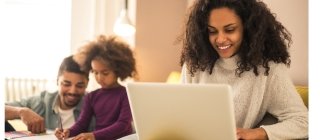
[126, 82, 236, 140]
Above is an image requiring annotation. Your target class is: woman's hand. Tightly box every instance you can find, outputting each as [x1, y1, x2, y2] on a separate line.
[72, 132, 95, 140]
[236, 127, 268, 140]
[55, 128, 70, 140]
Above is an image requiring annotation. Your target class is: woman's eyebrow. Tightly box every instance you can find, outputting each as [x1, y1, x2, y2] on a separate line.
[224, 23, 237, 28]
[207, 25, 215, 28]
[208, 23, 237, 28]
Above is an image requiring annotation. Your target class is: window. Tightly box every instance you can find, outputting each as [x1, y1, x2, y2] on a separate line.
[0, 0, 71, 79]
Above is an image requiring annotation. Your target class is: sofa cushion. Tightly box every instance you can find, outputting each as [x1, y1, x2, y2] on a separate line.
[296, 86, 308, 108]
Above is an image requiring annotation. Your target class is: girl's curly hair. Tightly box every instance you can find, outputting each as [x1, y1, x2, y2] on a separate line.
[75, 35, 137, 81]
[179, 0, 291, 77]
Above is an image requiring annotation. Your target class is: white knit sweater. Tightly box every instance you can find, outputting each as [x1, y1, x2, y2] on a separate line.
[181, 56, 308, 140]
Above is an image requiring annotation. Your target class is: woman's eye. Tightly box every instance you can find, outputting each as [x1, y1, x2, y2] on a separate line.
[225, 28, 235, 33]
[208, 29, 217, 34]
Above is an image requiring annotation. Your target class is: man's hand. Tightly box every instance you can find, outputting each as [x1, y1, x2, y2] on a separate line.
[19, 107, 45, 134]
[72, 132, 95, 140]
[236, 127, 268, 140]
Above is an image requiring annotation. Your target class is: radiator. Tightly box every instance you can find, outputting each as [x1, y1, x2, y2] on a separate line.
[5, 77, 51, 102]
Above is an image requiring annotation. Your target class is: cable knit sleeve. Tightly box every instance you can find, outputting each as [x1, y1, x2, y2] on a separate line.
[261, 63, 308, 139]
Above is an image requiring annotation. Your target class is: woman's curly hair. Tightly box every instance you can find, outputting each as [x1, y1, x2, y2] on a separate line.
[179, 0, 291, 77]
[74, 35, 137, 81]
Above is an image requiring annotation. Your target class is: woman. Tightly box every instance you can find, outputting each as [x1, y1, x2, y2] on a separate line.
[179, 0, 308, 139]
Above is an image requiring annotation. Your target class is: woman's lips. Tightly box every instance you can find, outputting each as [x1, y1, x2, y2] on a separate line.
[217, 45, 231, 50]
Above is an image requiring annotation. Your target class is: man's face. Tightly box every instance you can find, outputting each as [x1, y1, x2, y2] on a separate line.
[57, 71, 88, 109]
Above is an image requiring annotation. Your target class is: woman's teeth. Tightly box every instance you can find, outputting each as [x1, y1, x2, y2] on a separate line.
[218, 45, 231, 50]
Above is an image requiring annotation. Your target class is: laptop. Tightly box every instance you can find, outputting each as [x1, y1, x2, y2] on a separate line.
[126, 82, 236, 140]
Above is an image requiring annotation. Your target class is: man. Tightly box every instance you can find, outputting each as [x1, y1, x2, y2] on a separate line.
[5, 55, 94, 134]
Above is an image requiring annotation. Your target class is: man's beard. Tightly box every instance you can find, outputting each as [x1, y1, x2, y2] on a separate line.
[63, 93, 82, 107]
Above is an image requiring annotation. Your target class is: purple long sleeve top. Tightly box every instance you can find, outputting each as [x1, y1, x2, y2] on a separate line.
[69, 86, 132, 140]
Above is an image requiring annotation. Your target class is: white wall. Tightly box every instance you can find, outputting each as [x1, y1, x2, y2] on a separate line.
[135, 0, 187, 82]
[263, 0, 308, 86]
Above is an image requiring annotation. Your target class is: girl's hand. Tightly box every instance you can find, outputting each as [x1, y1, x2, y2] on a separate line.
[55, 128, 70, 140]
[72, 132, 95, 140]
[236, 127, 268, 140]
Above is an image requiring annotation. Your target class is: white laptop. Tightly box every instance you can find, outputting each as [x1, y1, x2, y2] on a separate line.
[126, 82, 236, 140]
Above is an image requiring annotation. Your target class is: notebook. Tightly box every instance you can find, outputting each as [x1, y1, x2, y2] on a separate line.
[126, 82, 237, 140]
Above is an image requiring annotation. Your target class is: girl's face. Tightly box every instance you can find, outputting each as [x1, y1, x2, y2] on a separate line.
[91, 59, 119, 89]
[207, 7, 243, 58]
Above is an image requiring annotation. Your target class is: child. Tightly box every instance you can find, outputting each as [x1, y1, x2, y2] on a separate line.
[55, 35, 137, 140]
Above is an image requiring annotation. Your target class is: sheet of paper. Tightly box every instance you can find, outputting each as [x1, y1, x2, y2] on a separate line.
[5, 130, 57, 140]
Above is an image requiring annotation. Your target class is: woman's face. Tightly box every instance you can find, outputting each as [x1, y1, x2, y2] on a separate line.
[207, 7, 243, 58]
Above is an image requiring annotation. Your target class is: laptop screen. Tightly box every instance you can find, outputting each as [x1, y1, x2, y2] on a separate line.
[126, 82, 236, 140]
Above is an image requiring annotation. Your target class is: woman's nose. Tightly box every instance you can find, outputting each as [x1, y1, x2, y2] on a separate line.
[216, 33, 226, 44]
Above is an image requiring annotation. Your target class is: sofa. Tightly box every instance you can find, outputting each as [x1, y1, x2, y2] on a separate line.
[296, 86, 308, 108]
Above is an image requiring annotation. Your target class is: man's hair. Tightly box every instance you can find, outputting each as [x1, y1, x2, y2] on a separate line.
[57, 55, 89, 80]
